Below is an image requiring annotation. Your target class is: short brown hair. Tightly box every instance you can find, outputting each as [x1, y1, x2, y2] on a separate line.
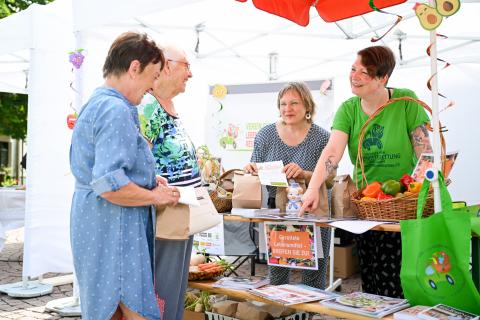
[103, 32, 164, 78]
[277, 82, 316, 123]
[357, 46, 396, 81]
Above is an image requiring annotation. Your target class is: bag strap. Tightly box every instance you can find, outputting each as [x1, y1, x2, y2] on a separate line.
[416, 171, 452, 219]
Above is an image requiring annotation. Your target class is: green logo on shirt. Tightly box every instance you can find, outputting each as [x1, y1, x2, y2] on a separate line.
[363, 124, 384, 151]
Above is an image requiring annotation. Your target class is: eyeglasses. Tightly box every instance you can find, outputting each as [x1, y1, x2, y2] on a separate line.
[167, 59, 191, 71]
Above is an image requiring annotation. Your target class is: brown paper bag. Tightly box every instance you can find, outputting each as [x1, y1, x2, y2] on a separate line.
[331, 174, 358, 218]
[212, 300, 239, 317]
[155, 204, 189, 240]
[155, 187, 222, 240]
[232, 171, 262, 209]
[235, 302, 270, 320]
[275, 179, 329, 216]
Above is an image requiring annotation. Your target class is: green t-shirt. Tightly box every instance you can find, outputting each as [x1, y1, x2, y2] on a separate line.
[332, 88, 430, 187]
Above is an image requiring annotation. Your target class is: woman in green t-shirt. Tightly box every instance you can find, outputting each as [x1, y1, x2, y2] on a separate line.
[300, 46, 432, 298]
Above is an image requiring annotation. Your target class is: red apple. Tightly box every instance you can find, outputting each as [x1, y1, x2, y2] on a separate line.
[67, 113, 77, 129]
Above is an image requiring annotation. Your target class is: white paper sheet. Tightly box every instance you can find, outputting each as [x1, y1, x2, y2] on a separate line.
[257, 161, 288, 187]
[327, 220, 396, 234]
[176, 186, 200, 206]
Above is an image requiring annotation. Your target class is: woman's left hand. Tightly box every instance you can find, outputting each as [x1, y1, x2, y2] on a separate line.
[156, 175, 168, 187]
[283, 163, 304, 179]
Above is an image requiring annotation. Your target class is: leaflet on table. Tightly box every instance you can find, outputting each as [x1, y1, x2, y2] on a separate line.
[418, 304, 479, 320]
[256, 161, 288, 187]
[230, 208, 333, 222]
[249, 284, 337, 305]
[327, 219, 396, 234]
[394, 305, 429, 320]
[321, 292, 409, 318]
[213, 276, 269, 290]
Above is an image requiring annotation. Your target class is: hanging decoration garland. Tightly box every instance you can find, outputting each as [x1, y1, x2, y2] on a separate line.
[66, 49, 85, 130]
[368, 0, 403, 42]
[414, 1, 460, 115]
[210, 84, 228, 136]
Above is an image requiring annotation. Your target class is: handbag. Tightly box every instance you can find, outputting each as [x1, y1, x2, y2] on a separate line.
[400, 172, 480, 313]
[156, 187, 222, 240]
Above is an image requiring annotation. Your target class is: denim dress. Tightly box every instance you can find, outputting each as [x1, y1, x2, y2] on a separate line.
[70, 87, 160, 320]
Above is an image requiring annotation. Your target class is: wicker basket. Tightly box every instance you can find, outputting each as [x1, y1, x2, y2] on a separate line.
[188, 267, 225, 281]
[209, 169, 239, 213]
[352, 97, 446, 221]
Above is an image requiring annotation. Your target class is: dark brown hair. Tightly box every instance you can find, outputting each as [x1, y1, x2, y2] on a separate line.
[103, 32, 164, 78]
[277, 82, 316, 123]
[357, 46, 396, 81]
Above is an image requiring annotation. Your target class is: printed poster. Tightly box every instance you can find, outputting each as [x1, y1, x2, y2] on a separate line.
[206, 80, 334, 170]
[264, 222, 319, 270]
[193, 222, 225, 255]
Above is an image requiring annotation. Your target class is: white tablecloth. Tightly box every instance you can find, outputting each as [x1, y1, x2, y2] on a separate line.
[0, 188, 25, 251]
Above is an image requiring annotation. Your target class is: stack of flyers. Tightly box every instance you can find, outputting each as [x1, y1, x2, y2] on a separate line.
[418, 304, 479, 320]
[212, 276, 269, 290]
[321, 292, 409, 318]
[249, 284, 337, 305]
[394, 305, 429, 320]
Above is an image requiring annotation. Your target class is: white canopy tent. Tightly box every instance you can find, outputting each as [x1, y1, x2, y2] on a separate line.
[0, 0, 478, 280]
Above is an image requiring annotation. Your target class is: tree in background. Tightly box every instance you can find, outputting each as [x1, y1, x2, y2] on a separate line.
[0, 0, 53, 140]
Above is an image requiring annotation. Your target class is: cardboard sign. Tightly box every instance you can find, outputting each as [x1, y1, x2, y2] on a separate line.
[264, 222, 319, 270]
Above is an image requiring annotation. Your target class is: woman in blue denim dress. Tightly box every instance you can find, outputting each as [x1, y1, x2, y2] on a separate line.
[69, 32, 180, 320]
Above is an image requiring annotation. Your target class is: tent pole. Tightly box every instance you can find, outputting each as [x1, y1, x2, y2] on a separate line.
[428, 0, 442, 213]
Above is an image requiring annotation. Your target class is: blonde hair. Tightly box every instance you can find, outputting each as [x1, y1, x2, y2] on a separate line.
[277, 82, 316, 123]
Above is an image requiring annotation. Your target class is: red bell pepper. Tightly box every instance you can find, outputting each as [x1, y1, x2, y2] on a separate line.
[377, 191, 394, 201]
[399, 174, 415, 190]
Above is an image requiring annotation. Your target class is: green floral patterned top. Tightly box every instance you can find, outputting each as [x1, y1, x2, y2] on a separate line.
[139, 95, 201, 186]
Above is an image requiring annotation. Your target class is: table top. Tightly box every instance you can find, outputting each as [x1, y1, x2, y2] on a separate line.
[223, 214, 401, 232]
[189, 280, 394, 320]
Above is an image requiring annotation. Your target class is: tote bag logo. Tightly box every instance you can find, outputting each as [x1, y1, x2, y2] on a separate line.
[416, 245, 465, 298]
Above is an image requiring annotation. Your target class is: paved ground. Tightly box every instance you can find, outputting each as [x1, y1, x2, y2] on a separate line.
[0, 229, 361, 319]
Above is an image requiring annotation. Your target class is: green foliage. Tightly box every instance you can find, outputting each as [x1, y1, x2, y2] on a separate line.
[0, 0, 54, 139]
[0, 92, 28, 140]
[0, 0, 53, 18]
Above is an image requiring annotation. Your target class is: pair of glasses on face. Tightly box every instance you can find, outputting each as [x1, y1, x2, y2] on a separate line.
[168, 59, 191, 71]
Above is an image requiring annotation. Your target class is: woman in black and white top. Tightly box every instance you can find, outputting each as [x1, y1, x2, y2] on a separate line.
[244, 82, 331, 289]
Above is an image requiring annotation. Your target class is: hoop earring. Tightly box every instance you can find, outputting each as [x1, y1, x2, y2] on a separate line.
[305, 112, 311, 120]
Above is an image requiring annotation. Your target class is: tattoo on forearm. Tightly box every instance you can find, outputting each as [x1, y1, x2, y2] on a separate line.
[412, 125, 433, 155]
[325, 156, 338, 175]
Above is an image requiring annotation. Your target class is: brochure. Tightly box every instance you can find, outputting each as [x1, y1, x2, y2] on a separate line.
[418, 304, 479, 320]
[256, 161, 288, 187]
[321, 292, 409, 318]
[394, 305, 429, 320]
[249, 284, 336, 305]
[412, 150, 458, 183]
[213, 276, 269, 290]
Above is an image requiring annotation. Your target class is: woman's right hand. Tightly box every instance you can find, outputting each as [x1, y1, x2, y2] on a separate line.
[153, 185, 180, 207]
[244, 163, 258, 174]
[299, 188, 319, 216]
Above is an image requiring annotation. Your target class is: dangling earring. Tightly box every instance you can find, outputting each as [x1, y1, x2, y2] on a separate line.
[305, 112, 311, 120]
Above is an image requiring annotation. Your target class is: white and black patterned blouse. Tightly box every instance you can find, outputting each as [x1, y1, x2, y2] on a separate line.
[250, 123, 330, 198]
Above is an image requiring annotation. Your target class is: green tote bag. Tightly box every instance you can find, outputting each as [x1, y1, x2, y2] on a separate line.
[400, 173, 480, 314]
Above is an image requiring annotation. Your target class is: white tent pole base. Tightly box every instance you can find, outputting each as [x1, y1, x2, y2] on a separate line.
[45, 297, 81, 317]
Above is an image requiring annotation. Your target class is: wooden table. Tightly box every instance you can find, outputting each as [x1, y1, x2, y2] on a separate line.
[189, 280, 393, 320]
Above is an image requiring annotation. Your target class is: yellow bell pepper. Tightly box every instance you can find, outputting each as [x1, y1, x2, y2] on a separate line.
[408, 182, 422, 193]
